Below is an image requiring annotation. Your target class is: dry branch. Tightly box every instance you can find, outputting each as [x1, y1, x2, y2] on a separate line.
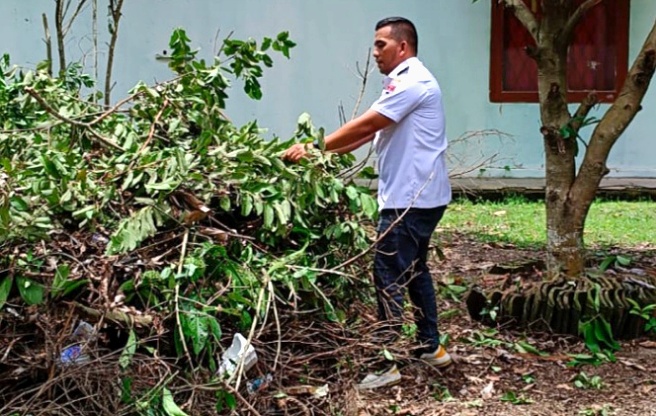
[105, 0, 125, 106]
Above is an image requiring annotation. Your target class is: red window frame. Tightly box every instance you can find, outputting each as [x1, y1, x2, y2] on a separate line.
[490, 0, 630, 103]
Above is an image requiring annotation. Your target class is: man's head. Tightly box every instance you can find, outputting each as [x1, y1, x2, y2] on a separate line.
[373, 17, 418, 75]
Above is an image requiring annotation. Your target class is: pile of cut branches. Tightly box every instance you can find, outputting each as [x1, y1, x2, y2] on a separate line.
[0, 29, 381, 415]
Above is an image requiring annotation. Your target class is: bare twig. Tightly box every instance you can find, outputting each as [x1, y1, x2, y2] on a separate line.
[41, 14, 53, 76]
[55, 0, 66, 74]
[338, 50, 376, 182]
[351, 48, 372, 120]
[71, 302, 154, 326]
[235, 271, 271, 390]
[62, 0, 88, 38]
[270, 279, 282, 371]
[331, 171, 436, 272]
[222, 383, 263, 416]
[92, 0, 99, 102]
[175, 229, 195, 370]
[137, 99, 170, 154]
[89, 89, 145, 125]
[104, 0, 126, 106]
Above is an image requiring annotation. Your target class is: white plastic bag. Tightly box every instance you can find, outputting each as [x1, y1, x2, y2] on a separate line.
[217, 333, 257, 381]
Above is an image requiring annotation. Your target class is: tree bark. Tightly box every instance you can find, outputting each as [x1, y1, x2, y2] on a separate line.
[55, 0, 66, 75]
[533, 6, 587, 277]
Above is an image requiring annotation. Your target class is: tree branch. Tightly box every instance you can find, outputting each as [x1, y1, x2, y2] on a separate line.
[502, 0, 540, 42]
[561, 0, 602, 45]
[104, 0, 125, 106]
[62, 0, 88, 37]
[55, 0, 66, 74]
[570, 93, 599, 134]
[24, 87, 123, 150]
[41, 13, 53, 76]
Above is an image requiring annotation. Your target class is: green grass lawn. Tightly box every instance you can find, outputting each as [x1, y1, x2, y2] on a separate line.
[440, 197, 655, 248]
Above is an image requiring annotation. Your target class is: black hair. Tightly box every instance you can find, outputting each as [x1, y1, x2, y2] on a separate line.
[375, 17, 418, 53]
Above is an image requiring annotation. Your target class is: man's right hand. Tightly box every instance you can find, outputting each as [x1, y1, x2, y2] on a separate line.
[282, 143, 312, 162]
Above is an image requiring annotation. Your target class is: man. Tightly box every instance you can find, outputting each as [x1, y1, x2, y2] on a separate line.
[284, 17, 452, 388]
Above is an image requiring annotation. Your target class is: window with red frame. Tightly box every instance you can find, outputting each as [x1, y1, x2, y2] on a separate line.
[490, 0, 629, 103]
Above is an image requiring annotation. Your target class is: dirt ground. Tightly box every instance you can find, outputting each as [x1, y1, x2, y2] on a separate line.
[352, 233, 656, 416]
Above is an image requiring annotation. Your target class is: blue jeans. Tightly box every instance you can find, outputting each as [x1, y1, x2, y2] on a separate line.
[374, 206, 446, 351]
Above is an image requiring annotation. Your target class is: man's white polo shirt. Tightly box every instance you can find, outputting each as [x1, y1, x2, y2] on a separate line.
[370, 57, 451, 211]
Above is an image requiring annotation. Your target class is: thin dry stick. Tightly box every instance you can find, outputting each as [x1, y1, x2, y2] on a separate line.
[175, 229, 195, 371]
[137, 99, 169, 154]
[331, 171, 436, 271]
[235, 271, 271, 390]
[267, 279, 282, 371]
[61, 0, 88, 37]
[350, 48, 372, 120]
[222, 383, 262, 416]
[105, 0, 125, 106]
[41, 14, 53, 76]
[339, 50, 376, 181]
[92, 0, 99, 103]
[89, 90, 144, 125]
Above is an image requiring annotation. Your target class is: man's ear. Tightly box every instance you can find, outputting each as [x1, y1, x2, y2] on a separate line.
[399, 41, 409, 56]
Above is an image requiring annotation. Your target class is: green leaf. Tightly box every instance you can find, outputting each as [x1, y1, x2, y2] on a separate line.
[9, 196, 28, 212]
[616, 255, 631, 266]
[215, 390, 237, 412]
[181, 311, 209, 356]
[263, 204, 274, 228]
[16, 276, 44, 305]
[162, 388, 189, 416]
[119, 329, 138, 369]
[120, 377, 133, 404]
[107, 206, 158, 254]
[0, 276, 13, 310]
[514, 340, 546, 356]
[219, 196, 231, 212]
[382, 349, 394, 361]
[599, 256, 615, 271]
[241, 194, 253, 217]
[360, 193, 378, 218]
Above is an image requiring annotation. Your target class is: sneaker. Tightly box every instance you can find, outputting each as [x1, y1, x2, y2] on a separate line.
[355, 364, 402, 390]
[419, 345, 452, 368]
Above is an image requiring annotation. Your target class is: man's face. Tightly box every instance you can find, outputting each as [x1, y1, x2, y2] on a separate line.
[373, 26, 406, 75]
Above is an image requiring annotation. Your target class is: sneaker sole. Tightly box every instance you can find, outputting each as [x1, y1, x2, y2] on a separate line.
[356, 370, 402, 390]
[421, 354, 453, 368]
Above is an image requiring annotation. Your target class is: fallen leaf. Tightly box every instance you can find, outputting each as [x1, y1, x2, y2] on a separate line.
[198, 227, 229, 242]
[480, 381, 495, 399]
[639, 340, 656, 348]
[556, 383, 573, 390]
[619, 359, 647, 372]
[493, 210, 507, 216]
[512, 367, 531, 375]
[642, 384, 656, 394]
[466, 375, 484, 385]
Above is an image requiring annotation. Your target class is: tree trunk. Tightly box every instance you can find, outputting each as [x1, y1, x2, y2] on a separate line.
[535, 8, 587, 277]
